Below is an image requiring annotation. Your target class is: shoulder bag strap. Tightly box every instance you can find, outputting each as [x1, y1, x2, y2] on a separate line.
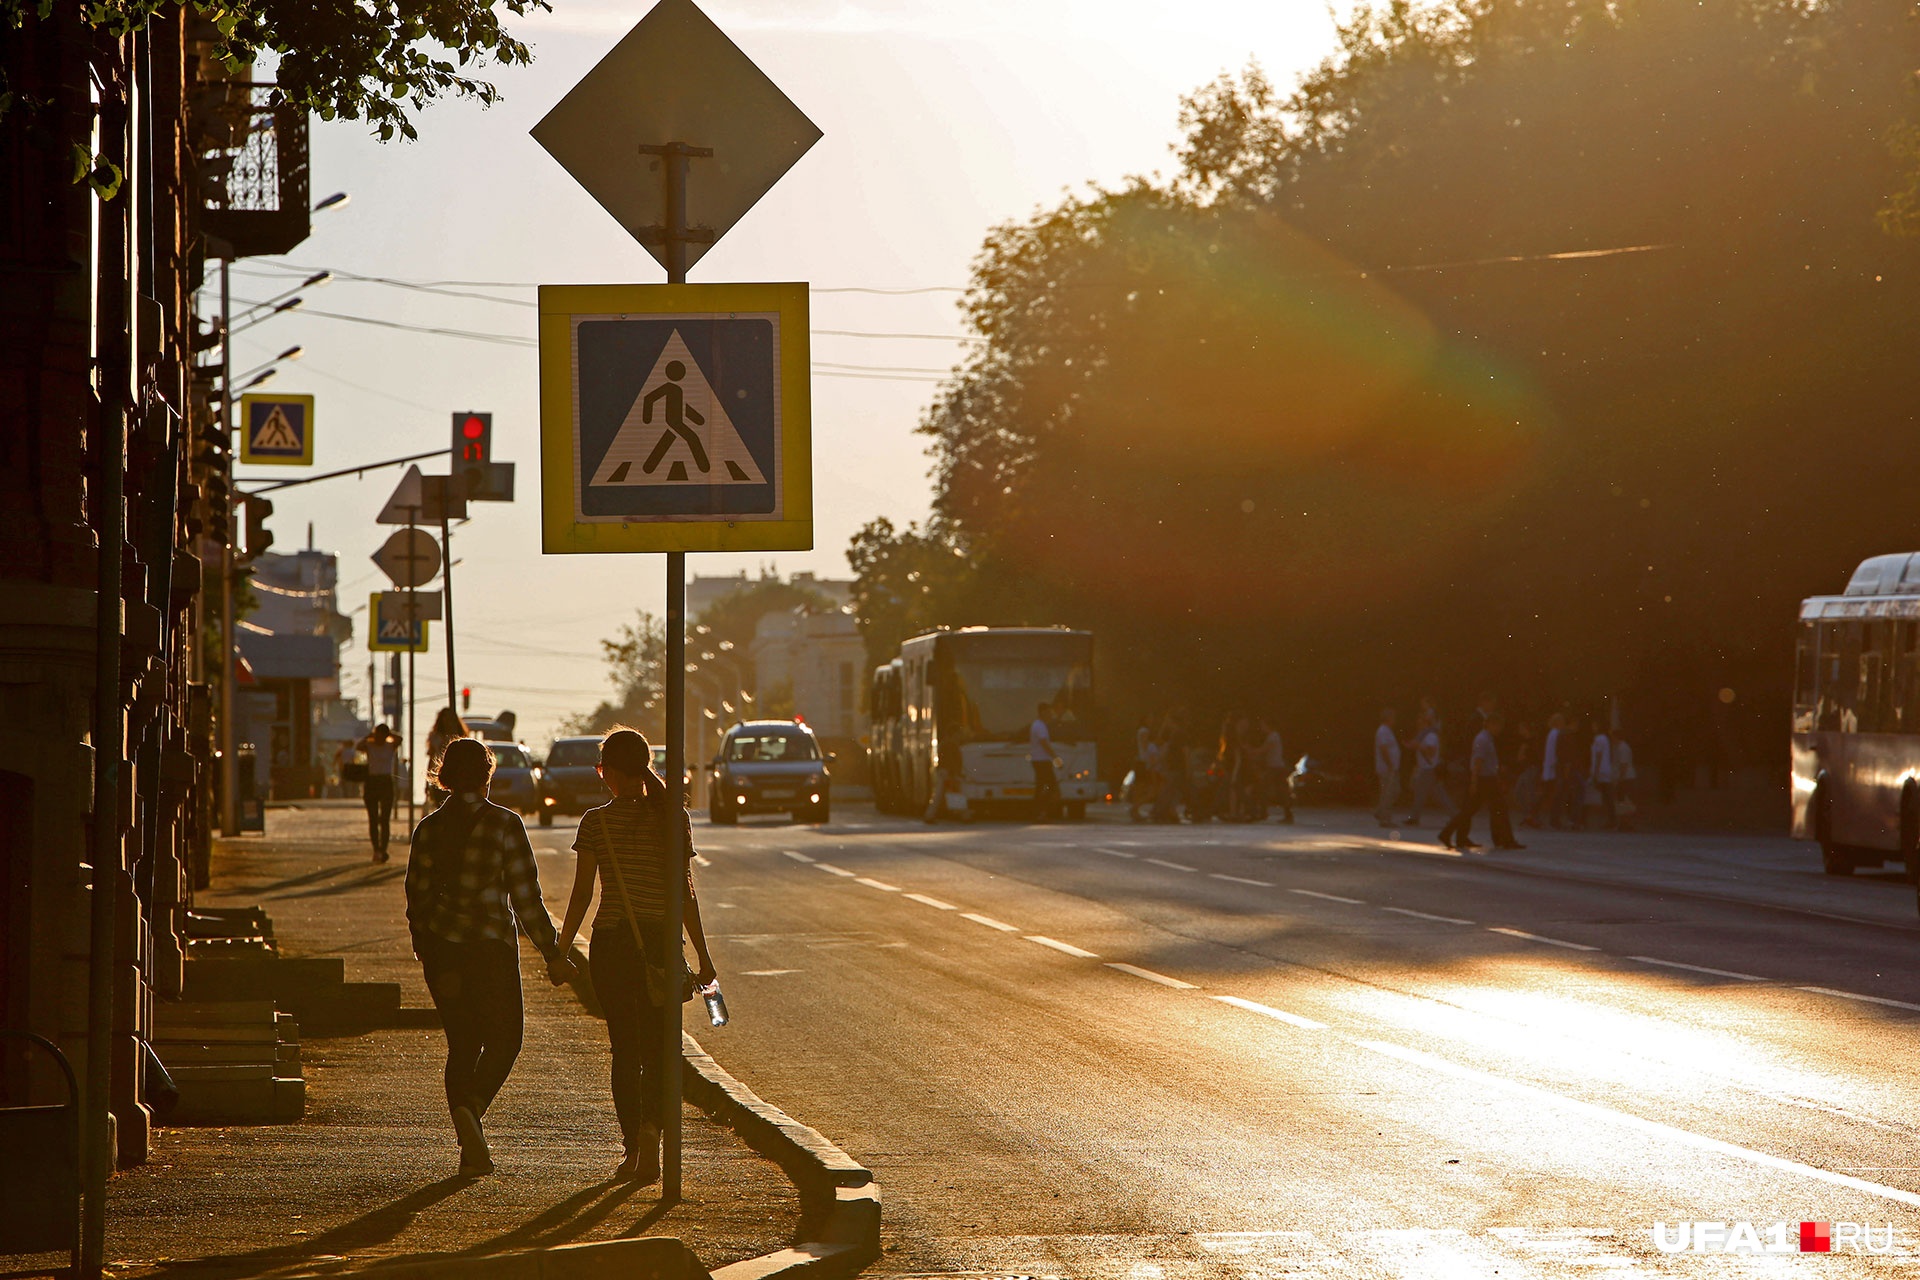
[598, 799, 693, 1003]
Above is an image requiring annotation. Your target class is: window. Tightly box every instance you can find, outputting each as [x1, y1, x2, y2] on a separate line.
[547, 740, 599, 767]
[725, 732, 819, 762]
[1793, 622, 1818, 733]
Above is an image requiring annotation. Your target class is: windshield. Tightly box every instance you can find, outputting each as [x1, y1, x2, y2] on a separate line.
[546, 740, 599, 767]
[941, 633, 1094, 744]
[725, 731, 819, 762]
[490, 744, 530, 769]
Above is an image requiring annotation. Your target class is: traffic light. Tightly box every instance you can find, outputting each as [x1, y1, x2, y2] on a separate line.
[242, 495, 274, 559]
[461, 686, 471, 712]
[452, 411, 492, 494]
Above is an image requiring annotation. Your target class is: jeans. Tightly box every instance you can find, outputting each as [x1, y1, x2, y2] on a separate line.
[1407, 769, 1453, 822]
[1032, 759, 1061, 820]
[417, 935, 523, 1119]
[1441, 774, 1510, 847]
[1375, 771, 1401, 824]
[590, 925, 667, 1149]
[363, 774, 394, 852]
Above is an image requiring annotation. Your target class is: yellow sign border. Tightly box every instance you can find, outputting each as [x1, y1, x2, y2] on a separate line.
[538, 282, 812, 553]
[238, 393, 316, 466]
[367, 592, 431, 653]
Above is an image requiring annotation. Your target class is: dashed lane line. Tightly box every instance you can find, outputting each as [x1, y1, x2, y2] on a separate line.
[1487, 927, 1599, 952]
[742, 969, 799, 976]
[1629, 956, 1766, 982]
[1383, 906, 1474, 925]
[813, 863, 856, 878]
[1094, 847, 1137, 859]
[1210, 873, 1274, 887]
[855, 877, 902, 892]
[1290, 889, 1363, 905]
[905, 892, 958, 911]
[693, 854, 712, 867]
[1105, 962, 1199, 990]
[1026, 935, 1099, 959]
[961, 912, 1020, 932]
[780, 850, 815, 863]
[1144, 857, 1198, 872]
[1799, 986, 1920, 1014]
[1215, 994, 1328, 1030]
[1357, 1038, 1920, 1210]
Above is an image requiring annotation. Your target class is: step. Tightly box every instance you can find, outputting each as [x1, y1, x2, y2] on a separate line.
[184, 956, 346, 1002]
[156, 999, 279, 1027]
[155, 1041, 300, 1067]
[277, 982, 403, 1034]
[169, 1074, 305, 1125]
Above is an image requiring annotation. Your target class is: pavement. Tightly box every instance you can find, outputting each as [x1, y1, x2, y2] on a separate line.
[107, 803, 800, 1279]
[644, 798, 1920, 1279]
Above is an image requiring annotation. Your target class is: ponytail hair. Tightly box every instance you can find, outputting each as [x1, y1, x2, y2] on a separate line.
[600, 727, 664, 800]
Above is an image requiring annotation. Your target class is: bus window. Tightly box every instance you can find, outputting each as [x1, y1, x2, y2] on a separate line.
[1903, 622, 1920, 733]
[1860, 621, 1887, 734]
[1818, 621, 1852, 733]
[1793, 622, 1818, 733]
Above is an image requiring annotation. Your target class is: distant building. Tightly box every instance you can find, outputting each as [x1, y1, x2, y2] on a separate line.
[235, 549, 356, 799]
[751, 605, 864, 741]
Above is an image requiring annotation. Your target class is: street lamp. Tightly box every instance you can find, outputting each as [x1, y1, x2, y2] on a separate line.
[231, 295, 305, 335]
[313, 191, 351, 213]
[233, 345, 303, 384]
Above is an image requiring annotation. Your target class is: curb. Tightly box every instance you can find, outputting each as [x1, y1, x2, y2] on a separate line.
[681, 1034, 880, 1280]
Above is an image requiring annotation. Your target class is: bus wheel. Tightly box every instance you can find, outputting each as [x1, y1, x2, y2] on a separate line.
[1814, 785, 1851, 876]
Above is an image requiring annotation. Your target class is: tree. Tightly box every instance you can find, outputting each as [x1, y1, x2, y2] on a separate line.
[561, 610, 665, 741]
[1, 0, 548, 144]
[692, 573, 832, 684]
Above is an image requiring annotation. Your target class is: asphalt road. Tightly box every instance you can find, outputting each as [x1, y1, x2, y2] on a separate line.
[531, 805, 1920, 1278]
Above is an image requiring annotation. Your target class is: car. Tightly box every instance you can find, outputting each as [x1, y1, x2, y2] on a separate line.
[463, 718, 514, 742]
[486, 741, 541, 816]
[709, 720, 831, 825]
[536, 735, 610, 826]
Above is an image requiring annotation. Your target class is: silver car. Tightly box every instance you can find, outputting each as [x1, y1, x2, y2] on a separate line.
[709, 720, 830, 825]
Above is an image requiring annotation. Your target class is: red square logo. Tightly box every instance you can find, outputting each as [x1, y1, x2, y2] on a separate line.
[1801, 1221, 1832, 1252]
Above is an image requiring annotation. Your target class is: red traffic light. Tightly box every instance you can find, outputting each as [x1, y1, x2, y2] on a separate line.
[461, 415, 485, 440]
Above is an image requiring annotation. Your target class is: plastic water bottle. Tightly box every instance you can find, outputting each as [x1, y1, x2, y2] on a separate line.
[700, 980, 729, 1028]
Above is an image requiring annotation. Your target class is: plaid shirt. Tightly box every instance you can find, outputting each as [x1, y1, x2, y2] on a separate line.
[406, 794, 558, 957]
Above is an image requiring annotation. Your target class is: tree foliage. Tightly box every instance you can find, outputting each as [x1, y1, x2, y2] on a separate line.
[2, 0, 547, 141]
[561, 609, 665, 742]
[854, 0, 1920, 777]
[692, 573, 832, 684]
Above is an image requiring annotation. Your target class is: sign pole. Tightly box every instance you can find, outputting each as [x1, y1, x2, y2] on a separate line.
[642, 137, 709, 1205]
[441, 509, 458, 715]
[407, 506, 419, 831]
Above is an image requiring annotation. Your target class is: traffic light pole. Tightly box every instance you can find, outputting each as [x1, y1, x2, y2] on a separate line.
[640, 137, 712, 1205]
[440, 511, 457, 717]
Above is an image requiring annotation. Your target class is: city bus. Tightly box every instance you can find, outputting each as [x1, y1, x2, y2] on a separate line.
[869, 627, 1098, 820]
[1792, 552, 1920, 896]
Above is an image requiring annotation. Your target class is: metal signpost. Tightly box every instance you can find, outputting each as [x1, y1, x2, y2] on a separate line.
[532, 0, 819, 1200]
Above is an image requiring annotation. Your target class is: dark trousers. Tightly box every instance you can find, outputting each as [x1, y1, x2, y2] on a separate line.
[1440, 775, 1510, 848]
[590, 926, 666, 1149]
[363, 775, 394, 851]
[1032, 759, 1061, 819]
[418, 936, 523, 1118]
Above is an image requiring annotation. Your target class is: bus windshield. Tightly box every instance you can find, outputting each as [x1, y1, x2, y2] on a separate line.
[941, 633, 1094, 744]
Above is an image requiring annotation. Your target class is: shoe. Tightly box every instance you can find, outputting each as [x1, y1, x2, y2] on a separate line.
[1455, 840, 1483, 852]
[623, 1125, 661, 1184]
[452, 1105, 491, 1174]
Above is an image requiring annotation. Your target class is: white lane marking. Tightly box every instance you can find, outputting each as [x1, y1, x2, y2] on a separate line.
[1629, 956, 1766, 982]
[1093, 847, 1137, 859]
[961, 912, 1020, 932]
[693, 853, 712, 867]
[1026, 935, 1099, 959]
[814, 863, 856, 878]
[1105, 962, 1198, 989]
[780, 850, 815, 863]
[1290, 889, 1363, 904]
[1358, 1038, 1920, 1209]
[1215, 995, 1328, 1030]
[742, 969, 799, 976]
[1800, 986, 1920, 1014]
[854, 877, 902, 892]
[1488, 927, 1598, 951]
[1144, 857, 1197, 872]
[1210, 873, 1274, 887]
[1383, 907, 1475, 925]
[905, 892, 957, 911]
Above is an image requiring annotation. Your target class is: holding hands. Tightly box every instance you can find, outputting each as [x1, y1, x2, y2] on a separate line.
[546, 949, 579, 986]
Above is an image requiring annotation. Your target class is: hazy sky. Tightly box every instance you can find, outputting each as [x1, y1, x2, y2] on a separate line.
[228, 0, 1347, 745]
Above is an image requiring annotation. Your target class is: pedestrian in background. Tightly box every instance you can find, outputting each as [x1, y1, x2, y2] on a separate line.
[1029, 702, 1062, 822]
[1373, 708, 1401, 827]
[1403, 709, 1452, 827]
[1553, 714, 1584, 829]
[357, 723, 399, 862]
[1590, 720, 1618, 829]
[1260, 717, 1294, 824]
[1528, 712, 1563, 829]
[1511, 722, 1540, 823]
[1614, 728, 1638, 829]
[554, 729, 717, 1184]
[405, 737, 570, 1176]
[1439, 713, 1522, 851]
[426, 706, 469, 811]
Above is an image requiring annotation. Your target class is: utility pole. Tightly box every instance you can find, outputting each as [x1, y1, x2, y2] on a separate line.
[219, 259, 239, 836]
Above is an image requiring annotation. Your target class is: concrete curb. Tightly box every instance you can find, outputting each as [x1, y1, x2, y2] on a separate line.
[681, 1035, 880, 1280]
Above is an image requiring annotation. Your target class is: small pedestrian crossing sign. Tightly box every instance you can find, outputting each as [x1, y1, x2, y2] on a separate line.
[539, 282, 811, 554]
[240, 394, 315, 466]
[368, 592, 430, 653]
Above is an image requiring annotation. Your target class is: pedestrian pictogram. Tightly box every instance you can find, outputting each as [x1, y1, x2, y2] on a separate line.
[590, 330, 766, 488]
[239, 393, 315, 465]
[540, 281, 811, 553]
[369, 592, 432, 653]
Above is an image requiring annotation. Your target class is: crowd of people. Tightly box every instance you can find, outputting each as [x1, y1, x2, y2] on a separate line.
[1373, 694, 1638, 852]
[1123, 712, 1297, 824]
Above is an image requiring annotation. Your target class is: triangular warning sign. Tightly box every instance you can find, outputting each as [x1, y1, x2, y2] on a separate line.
[252, 405, 301, 452]
[588, 331, 766, 487]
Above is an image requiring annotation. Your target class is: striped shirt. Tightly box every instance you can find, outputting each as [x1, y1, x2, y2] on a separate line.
[573, 796, 697, 929]
[405, 794, 559, 956]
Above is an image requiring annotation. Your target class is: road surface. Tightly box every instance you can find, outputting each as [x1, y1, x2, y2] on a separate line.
[531, 806, 1920, 1277]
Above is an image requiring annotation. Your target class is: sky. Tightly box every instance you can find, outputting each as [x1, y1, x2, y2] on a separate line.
[226, 0, 1349, 747]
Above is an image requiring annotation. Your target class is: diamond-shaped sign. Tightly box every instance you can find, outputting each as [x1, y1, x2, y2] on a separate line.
[530, 0, 822, 273]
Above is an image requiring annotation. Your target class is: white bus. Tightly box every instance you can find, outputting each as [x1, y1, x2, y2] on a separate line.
[870, 627, 1099, 820]
[1792, 552, 1920, 896]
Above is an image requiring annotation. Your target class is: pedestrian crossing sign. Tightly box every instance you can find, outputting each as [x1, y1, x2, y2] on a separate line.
[368, 592, 430, 653]
[239, 394, 315, 465]
[538, 282, 811, 553]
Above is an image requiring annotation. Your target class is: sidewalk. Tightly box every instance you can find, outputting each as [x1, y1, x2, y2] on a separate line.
[107, 803, 799, 1279]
